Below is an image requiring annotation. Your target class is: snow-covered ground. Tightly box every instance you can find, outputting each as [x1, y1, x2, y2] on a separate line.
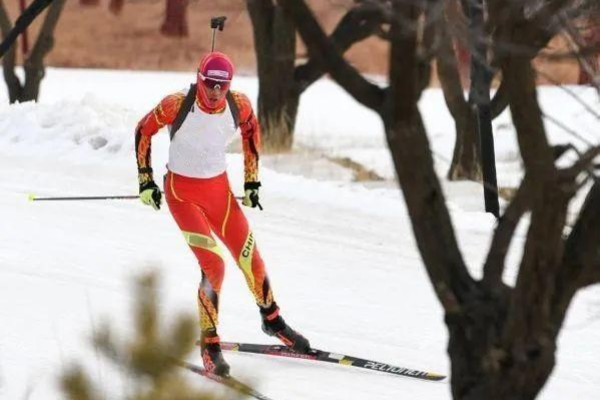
[0, 68, 599, 400]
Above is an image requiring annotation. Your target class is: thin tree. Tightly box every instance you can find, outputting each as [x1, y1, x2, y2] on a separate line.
[435, 0, 570, 182]
[18, 0, 28, 55]
[280, 1, 600, 399]
[247, 0, 390, 152]
[436, 1, 509, 181]
[0, 0, 66, 103]
[246, 0, 297, 151]
[109, 0, 125, 15]
[436, 12, 484, 181]
[161, 0, 189, 37]
[250, 0, 502, 181]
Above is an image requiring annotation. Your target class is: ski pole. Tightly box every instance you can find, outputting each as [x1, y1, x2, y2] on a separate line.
[210, 16, 227, 52]
[28, 194, 245, 201]
[29, 194, 141, 201]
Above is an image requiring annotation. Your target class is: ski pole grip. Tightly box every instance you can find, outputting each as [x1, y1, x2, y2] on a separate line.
[210, 16, 226, 31]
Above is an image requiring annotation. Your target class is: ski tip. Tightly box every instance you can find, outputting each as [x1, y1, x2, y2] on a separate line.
[220, 342, 240, 351]
[27, 193, 37, 201]
[199, 340, 240, 352]
[426, 372, 447, 381]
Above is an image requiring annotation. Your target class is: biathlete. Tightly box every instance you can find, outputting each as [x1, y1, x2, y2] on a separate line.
[134, 52, 310, 376]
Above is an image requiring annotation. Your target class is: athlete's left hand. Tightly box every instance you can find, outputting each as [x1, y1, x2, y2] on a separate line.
[242, 181, 263, 210]
[139, 180, 162, 210]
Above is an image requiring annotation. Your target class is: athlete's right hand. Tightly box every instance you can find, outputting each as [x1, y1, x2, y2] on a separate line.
[242, 181, 262, 210]
[139, 180, 162, 210]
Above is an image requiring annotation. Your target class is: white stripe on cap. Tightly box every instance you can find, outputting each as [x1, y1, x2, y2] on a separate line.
[207, 69, 229, 79]
[198, 72, 231, 83]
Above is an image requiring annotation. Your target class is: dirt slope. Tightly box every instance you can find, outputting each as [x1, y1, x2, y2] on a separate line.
[6, 0, 580, 84]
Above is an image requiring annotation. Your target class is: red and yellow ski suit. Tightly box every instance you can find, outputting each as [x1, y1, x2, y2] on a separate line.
[135, 88, 275, 335]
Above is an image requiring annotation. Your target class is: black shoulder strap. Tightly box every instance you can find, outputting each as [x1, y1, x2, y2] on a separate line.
[227, 91, 259, 161]
[226, 91, 240, 128]
[170, 83, 196, 141]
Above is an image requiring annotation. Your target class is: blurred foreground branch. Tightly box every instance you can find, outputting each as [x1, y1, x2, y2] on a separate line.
[60, 272, 233, 400]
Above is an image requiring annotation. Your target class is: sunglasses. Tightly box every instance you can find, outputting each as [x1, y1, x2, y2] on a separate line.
[198, 71, 231, 91]
[202, 79, 230, 91]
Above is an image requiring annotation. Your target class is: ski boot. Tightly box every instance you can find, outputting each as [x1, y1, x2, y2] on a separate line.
[200, 330, 230, 377]
[260, 303, 311, 353]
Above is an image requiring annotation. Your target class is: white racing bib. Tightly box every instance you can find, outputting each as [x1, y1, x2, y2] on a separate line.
[168, 100, 238, 178]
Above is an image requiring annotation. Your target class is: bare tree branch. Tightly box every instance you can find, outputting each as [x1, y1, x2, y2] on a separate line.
[523, 0, 575, 50]
[0, 0, 53, 58]
[281, 1, 600, 396]
[443, 0, 469, 44]
[562, 146, 600, 178]
[387, 1, 475, 312]
[500, 47, 555, 179]
[550, 181, 600, 335]
[22, 0, 65, 101]
[536, 68, 600, 123]
[295, 0, 391, 92]
[559, 15, 600, 90]
[543, 113, 597, 148]
[591, 259, 600, 283]
[531, 42, 600, 61]
[287, 0, 475, 313]
[418, 1, 439, 92]
[437, 6, 485, 182]
[488, 1, 589, 63]
[0, 0, 22, 102]
[489, 148, 595, 291]
[280, 0, 386, 113]
[483, 178, 531, 287]
[436, 15, 469, 119]
[471, 27, 600, 64]
[490, 78, 509, 118]
[498, 43, 571, 353]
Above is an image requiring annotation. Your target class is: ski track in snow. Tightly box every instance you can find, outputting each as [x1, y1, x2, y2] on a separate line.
[0, 68, 599, 400]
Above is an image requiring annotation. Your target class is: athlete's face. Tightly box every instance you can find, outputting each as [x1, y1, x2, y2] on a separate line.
[202, 79, 229, 106]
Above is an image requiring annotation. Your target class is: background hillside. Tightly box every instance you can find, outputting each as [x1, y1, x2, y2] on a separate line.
[6, 0, 581, 84]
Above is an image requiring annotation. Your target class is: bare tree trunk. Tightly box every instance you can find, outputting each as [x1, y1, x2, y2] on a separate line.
[248, 0, 389, 152]
[22, 0, 65, 101]
[19, 0, 29, 55]
[437, 17, 482, 181]
[247, 0, 298, 152]
[281, 2, 600, 400]
[449, 105, 481, 180]
[0, 0, 65, 103]
[109, 0, 125, 15]
[161, 0, 189, 37]
[0, 0, 22, 102]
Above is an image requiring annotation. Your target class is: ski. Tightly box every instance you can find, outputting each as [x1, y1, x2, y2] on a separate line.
[176, 359, 276, 400]
[197, 341, 446, 382]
